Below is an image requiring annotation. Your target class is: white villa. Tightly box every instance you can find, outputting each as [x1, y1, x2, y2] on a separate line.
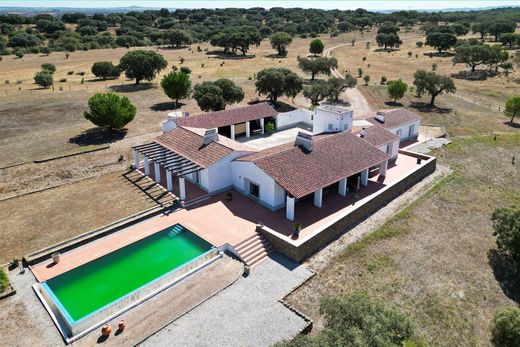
[132, 103, 421, 221]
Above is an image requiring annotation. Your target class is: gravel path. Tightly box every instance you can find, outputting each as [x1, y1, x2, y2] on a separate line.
[324, 43, 374, 118]
[141, 253, 313, 347]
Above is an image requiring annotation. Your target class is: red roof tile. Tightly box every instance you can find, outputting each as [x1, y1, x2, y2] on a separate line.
[355, 125, 400, 147]
[175, 102, 278, 129]
[238, 131, 390, 199]
[367, 108, 421, 130]
[155, 127, 236, 168]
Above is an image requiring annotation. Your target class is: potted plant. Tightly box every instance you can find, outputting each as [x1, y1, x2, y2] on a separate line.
[225, 191, 233, 201]
[292, 223, 301, 239]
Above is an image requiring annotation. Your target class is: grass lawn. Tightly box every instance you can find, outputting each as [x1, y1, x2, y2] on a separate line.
[286, 134, 520, 346]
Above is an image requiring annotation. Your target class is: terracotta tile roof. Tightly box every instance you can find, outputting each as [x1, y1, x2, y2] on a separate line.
[183, 127, 255, 152]
[175, 102, 278, 129]
[238, 131, 390, 199]
[367, 108, 421, 130]
[354, 125, 400, 147]
[155, 127, 238, 168]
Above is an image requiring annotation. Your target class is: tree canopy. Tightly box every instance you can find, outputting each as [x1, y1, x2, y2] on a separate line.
[387, 79, 408, 103]
[160, 71, 191, 107]
[34, 70, 53, 88]
[84, 92, 136, 130]
[164, 29, 192, 47]
[298, 57, 338, 80]
[192, 79, 244, 111]
[119, 50, 167, 84]
[376, 33, 402, 49]
[413, 70, 456, 106]
[453, 42, 496, 72]
[493, 307, 520, 347]
[255, 68, 302, 103]
[309, 39, 324, 56]
[91, 61, 120, 80]
[270, 32, 292, 56]
[504, 97, 520, 124]
[426, 31, 457, 54]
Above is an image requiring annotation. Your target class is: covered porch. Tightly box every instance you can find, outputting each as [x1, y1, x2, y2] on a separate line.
[132, 142, 207, 202]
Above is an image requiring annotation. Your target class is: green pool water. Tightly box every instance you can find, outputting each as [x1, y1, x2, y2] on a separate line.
[45, 224, 213, 322]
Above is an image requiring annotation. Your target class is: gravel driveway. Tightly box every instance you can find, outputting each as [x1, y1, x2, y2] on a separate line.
[140, 253, 314, 347]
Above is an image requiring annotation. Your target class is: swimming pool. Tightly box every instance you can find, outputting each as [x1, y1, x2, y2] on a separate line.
[36, 223, 217, 339]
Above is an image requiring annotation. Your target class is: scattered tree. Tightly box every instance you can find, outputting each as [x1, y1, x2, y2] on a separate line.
[303, 80, 330, 106]
[453, 43, 495, 72]
[413, 70, 456, 106]
[500, 33, 518, 48]
[119, 50, 167, 84]
[161, 71, 191, 107]
[327, 75, 356, 102]
[363, 75, 370, 85]
[164, 29, 192, 48]
[309, 39, 324, 56]
[426, 31, 457, 54]
[41, 63, 56, 73]
[255, 67, 303, 103]
[451, 23, 470, 36]
[387, 79, 408, 103]
[91, 61, 120, 80]
[193, 79, 244, 111]
[84, 92, 136, 130]
[504, 97, 520, 124]
[488, 21, 516, 42]
[270, 32, 292, 56]
[297, 57, 337, 80]
[471, 21, 489, 39]
[34, 70, 53, 88]
[376, 33, 402, 50]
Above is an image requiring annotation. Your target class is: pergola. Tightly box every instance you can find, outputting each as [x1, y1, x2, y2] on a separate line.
[132, 142, 203, 200]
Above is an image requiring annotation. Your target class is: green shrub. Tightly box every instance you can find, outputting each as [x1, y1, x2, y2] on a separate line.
[265, 122, 275, 132]
[84, 92, 136, 130]
[492, 205, 520, 262]
[34, 71, 53, 88]
[0, 267, 8, 293]
[14, 50, 24, 59]
[41, 63, 56, 73]
[493, 307, 520, 347]
[91, 61, 120, 80]
[276, 293, 414, 347]
[180, 66, 191, 74]
[67, 70, 74, 75]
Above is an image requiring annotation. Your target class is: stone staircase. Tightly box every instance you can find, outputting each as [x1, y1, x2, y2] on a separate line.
[234, 233, 274, 267]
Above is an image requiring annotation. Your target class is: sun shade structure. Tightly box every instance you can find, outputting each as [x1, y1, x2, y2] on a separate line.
[133, 142, 203, 177]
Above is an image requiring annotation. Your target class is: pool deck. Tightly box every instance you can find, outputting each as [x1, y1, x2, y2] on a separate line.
[31, 151, 424, 282]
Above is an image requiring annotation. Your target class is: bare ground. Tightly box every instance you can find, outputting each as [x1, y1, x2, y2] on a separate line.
[286, 134, 520, 346]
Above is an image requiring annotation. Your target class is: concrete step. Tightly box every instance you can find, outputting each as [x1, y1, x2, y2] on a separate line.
[238, 238, 272, 259]
[234, 233, 261, 253]
[245, 246, 274, 267]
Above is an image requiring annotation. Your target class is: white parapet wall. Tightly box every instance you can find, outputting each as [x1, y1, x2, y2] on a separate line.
[275, 109, 313, 129]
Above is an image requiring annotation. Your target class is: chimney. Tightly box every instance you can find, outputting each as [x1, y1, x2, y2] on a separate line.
[360, 128, 366, 138]
[203, 129, 219, 145]
[374, 111, 386, 123]
[294, 132, 314, 152]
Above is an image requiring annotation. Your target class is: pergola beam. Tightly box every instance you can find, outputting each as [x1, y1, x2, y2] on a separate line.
[132, 142, 158, 150]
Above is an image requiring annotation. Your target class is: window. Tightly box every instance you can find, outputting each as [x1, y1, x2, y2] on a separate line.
[328, 123, 333, 130]
[409, 124, 415, 137]
[249, 182, 260, 198]
[396, 129, 402, 138]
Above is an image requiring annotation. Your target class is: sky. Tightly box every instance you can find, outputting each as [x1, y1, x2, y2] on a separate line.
[2, 0, 519, 11]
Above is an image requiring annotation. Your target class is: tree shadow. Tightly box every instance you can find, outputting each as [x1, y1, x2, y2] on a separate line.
[373, 48, 400, 53]
[488, 249, 520, 303]
[451, 69, 498, 81]
[96, 335, 108, 344]
[409, 101, 451, 113]
[158, 45, 190, 50]
[504, 121, 520, 128]
[323, 100, 351, 107]
[423, 52, 455, 58]
[150, 101, 185, 112]
[109, 83, 155, 93]
[272, 101, 296, 113]
[264, 53, 287, 59]
[205, 50, 256, 60]
[69, 127, 128, 146]
[384, 101, 404, 107]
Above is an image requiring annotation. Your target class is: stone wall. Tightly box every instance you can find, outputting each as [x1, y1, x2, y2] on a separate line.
[259, 152, 436, 262]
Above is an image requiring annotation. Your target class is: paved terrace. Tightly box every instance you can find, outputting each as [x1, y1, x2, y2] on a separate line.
[236, 124, 313, 151]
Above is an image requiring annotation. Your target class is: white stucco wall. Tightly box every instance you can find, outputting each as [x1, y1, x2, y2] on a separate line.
[389, 120, 421, 141]
[313, 108, 353, 134]
[231, 161, 286, 210]
[275, 109, 313, 129]
[205, 151, 253, 193]
[378, 139, 400, 158]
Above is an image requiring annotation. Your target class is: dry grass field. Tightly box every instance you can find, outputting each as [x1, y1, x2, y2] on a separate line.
[287, 134, 520, 346]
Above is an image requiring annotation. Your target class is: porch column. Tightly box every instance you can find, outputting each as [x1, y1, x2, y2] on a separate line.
[379, 160, 388, 177]
[154, 161, 161, 183]
[286, 195, 295, 221]
[260, 118, 265, 134]
[133, 149, 140, 169]
[230, 124, 236, 140]
[144, 156, 150, 175]
[338, 178, 348, 196]
[360, 168, 369, 187]
[314, 188, 323, 208]
[179, 176, 186, 200]
[166, 170, 173, 192]
[246, 121, 251, 138]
